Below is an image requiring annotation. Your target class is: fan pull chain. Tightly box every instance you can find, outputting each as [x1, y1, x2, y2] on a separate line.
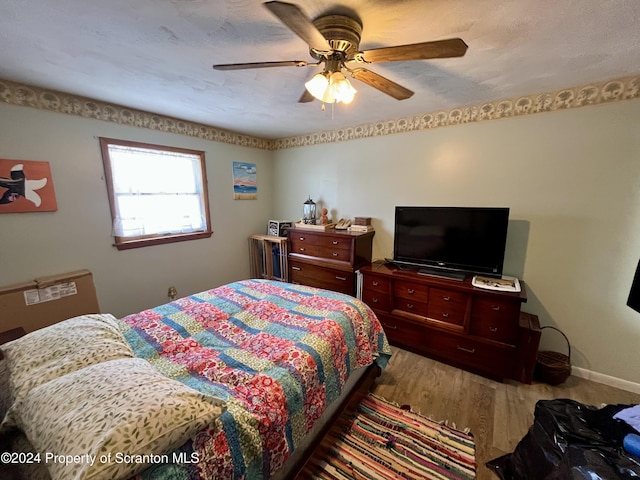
[319, 102, 335, 120]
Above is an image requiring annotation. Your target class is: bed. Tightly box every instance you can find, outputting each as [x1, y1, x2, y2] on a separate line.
[0, 279, 391, 480]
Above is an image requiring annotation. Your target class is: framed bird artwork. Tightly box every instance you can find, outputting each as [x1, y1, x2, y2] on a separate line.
[0, 159, 57, 213]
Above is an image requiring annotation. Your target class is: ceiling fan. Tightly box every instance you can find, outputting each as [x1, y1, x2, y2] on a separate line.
[213, 1, 468, 105]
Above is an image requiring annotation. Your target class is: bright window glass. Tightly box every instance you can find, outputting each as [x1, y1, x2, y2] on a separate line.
[100, 138, 212, 249]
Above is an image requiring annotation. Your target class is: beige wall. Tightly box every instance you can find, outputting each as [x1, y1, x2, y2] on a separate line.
[273, 99, 640, 385]
[0, 103, 274, 317]
[2, 96, 639, 385]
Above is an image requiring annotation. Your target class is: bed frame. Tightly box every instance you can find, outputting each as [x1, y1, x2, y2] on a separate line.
[289, 363, 381, 479]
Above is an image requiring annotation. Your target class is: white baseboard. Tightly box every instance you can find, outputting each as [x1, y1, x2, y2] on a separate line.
[572, 366, 640, 395]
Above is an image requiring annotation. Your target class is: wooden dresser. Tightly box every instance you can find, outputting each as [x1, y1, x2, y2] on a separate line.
[287, 228, 374, 296]
[359, 262, 541, 383]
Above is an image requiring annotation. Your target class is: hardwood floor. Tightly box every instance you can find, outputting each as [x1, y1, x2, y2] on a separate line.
[372, 346, 640, 480]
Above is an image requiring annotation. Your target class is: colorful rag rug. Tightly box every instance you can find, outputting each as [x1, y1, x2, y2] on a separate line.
[304, 393, 476, 480]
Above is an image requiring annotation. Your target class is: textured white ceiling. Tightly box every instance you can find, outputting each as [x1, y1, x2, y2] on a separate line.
[1, 0, 638, 138]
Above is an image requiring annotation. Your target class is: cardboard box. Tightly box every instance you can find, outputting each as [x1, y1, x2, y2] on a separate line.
[0, 269, 100, 334]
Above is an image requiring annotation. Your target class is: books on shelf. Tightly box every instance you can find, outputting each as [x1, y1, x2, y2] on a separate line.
[472, 275, 521, 293]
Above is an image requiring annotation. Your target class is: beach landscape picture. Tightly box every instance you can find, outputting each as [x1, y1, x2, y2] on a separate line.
[232, 161, 257, 200]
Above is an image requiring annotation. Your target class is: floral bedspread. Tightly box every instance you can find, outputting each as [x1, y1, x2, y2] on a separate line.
[118, 279, 391, 480]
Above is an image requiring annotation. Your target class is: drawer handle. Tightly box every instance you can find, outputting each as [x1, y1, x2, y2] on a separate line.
[299, 237, 305, 241]
[407, 288, 415, 294]
[299, 247, 305, 251]
[292, 266, 301, 271]
[382, 323, 398, 330]
[457, 345, 475, 354]
[442, 312, 449, 318]
[443, 296, 451, 301]
[332, 240, 339, 245]
[372, 281, 379, 286]
[336, 276, 347, 281]
[372, 298, 379, 303]
[489, 326, 498, 332]
[332, 252, 339, 256]
[406, 303, 414, 309]
[492, 305, 501, 311]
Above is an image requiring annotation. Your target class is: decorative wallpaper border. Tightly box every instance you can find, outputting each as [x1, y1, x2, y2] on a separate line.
[1, 75, 638, 151]
[274, 75, 640, 149]
[0, 80, 274, 150]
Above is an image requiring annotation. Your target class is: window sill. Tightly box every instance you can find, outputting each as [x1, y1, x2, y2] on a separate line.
[113, 231, 213, 250]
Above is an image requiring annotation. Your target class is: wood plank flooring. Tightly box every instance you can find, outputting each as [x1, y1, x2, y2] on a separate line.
[372, 346, 640, 480]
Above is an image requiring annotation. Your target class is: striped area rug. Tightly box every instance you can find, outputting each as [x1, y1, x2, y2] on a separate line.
[304, 393, 476, 479]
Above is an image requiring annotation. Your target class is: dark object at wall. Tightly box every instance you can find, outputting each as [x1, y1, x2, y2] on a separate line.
[486, 399, 640, 479]
[627, 259, 640, 313]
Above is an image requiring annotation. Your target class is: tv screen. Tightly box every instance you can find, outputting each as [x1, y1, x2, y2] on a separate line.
[393, 206, 510, 278]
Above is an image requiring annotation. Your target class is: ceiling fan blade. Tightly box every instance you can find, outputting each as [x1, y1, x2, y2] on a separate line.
[213, 60, 311, 70]
[350, 68, 414, 100]
[351, 38, 468, 63]
[298, 89, 315, 103]
[263, 1, 333, 53]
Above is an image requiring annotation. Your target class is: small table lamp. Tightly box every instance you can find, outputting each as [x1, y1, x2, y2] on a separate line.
[303, 196, 317, 224]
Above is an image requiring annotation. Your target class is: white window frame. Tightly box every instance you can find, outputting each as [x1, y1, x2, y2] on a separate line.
[100, 137, 212, 250]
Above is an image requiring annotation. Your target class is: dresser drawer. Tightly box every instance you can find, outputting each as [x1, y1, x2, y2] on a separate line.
[290, 243, 353, 262]
[424, 329, 516, 379]
[376, 313, 425, 349]
[427, 288, 469, 328]
[362, 289, 392, 312]
[362, 274, 390, 294]
[470, 297, 520, 345]
[290, 233, 352, 251]
[289, 261, 355, 295]
[394, 281, 428, 301]
[393, 299, 428, 317]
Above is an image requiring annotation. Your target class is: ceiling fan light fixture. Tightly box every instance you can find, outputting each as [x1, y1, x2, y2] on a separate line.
[304, 71, 356, 104]
[215, 2, 468, 105]
[305, 72, 330, 100]
[329, 71, 356, 104]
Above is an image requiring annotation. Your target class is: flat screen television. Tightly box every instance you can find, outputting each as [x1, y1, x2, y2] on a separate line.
[393, 206, 510, 279]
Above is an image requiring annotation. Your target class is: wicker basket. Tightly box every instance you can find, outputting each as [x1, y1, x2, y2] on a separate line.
[535, 326, 571, 385]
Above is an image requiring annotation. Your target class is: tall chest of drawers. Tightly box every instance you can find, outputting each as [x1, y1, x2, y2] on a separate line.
[287, 228, 374, 296]
[360, 262, 541, 383]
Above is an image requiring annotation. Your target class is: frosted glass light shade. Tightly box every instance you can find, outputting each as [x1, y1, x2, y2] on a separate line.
[305, 74, 329, 100]
[304, 71, 357, 104]
[329, 72, 356, 104]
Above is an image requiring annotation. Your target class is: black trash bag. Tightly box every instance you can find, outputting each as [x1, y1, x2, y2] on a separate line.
[486, 399, 640, 479]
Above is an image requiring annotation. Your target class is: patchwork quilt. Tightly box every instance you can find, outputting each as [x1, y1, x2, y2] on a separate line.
[118, 279, 391, 480]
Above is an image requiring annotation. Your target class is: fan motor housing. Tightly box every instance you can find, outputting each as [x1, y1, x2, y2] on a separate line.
[311, 14, 362, 58]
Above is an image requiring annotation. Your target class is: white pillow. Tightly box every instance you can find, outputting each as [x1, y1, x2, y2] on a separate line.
[5, 357, 226, 480]
[0, 313, 135, 408]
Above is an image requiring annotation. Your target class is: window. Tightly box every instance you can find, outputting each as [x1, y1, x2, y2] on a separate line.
[99, 137, 212, 250]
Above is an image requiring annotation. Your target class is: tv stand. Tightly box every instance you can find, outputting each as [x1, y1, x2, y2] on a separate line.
[360, 263, 541, 383]
[388, 260, 466, 281]
[417, 267, 466, 281]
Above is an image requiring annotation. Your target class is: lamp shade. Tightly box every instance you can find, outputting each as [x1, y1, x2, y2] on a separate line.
[329, 72, 356, 104]
[305, 71, 356, 104]
[305, 73, 329, 100]
[303, 196, 316, 224]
